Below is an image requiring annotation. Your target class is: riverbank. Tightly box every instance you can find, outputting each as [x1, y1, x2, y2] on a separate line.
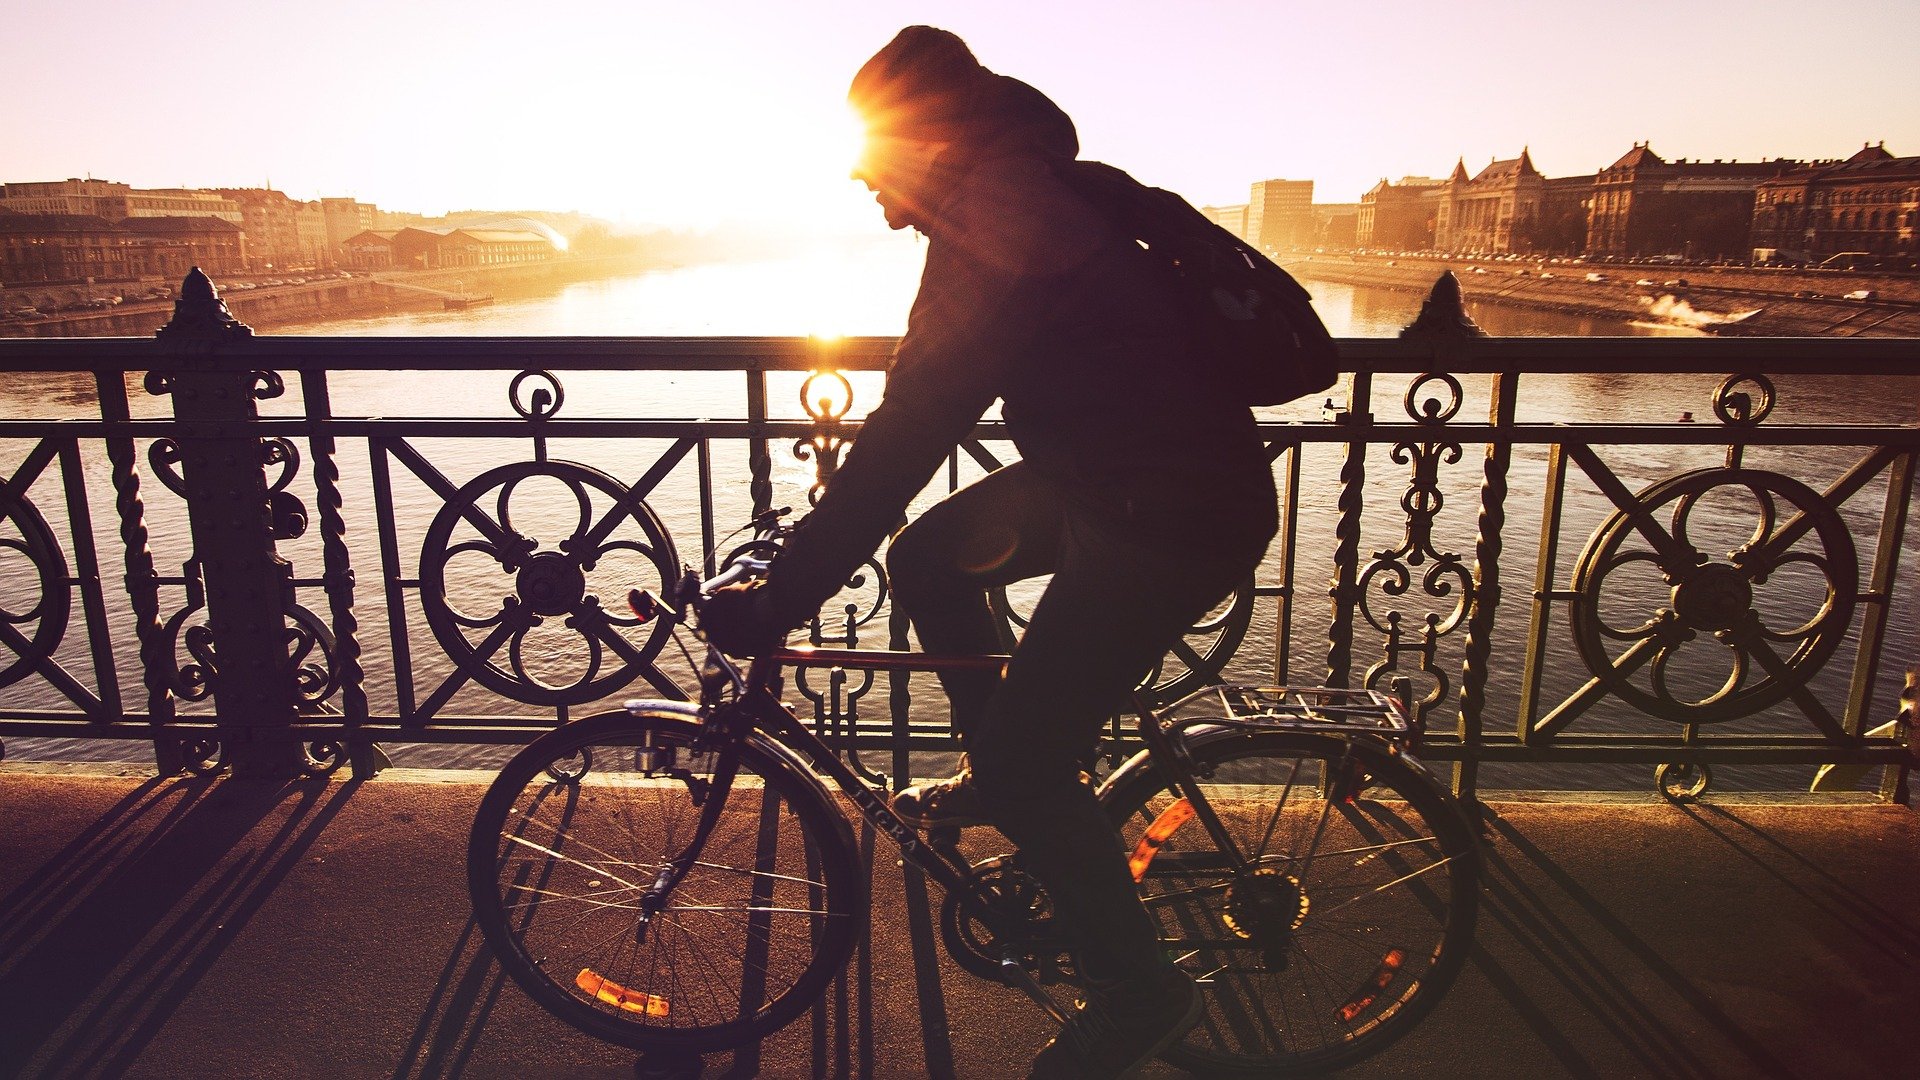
[0, 253, 678, 338]
[1284, 254, 1920, 337]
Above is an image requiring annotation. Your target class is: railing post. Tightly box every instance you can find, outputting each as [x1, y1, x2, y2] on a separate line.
[149, 269, 303, 779]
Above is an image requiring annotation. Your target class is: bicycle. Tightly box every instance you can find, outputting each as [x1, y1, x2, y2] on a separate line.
[466, 523, 1481, 1077]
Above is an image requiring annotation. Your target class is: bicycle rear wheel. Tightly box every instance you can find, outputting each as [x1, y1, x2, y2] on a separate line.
[1102, 729, 1478, 1076]
[468, 708, 866, 1052]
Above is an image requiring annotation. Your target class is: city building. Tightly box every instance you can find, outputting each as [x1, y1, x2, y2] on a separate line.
[1749, 143, 1920, 265]
[437, 228, 560, 266]
[1202, 203, 1249, 240]
[321, 198, 378, 259]
[1245, 179, 1313, 252]
[124, 189, 244, 225]
[0, 180, 244, 226]
[1586, 144, 1798, 260]
[0, 179, 133, 218]
[213, 188, 322, 271]
[1311, 203, 1360, 249]
[295, 201, 331, 268]
[342, 229, 399, 270]
[1357, 176, 1444, 251]
[1429, 151, 1590, 256]
[0, 212, 137, 284]
[122, 216, 247, 278]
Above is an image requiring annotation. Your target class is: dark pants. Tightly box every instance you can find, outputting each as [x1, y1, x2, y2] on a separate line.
[887, 460, 1273, 980]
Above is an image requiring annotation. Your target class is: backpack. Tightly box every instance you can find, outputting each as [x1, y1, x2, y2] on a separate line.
[1049, 158, 1340, 407]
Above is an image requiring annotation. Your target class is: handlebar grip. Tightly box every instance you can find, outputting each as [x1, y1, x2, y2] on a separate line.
[700, 551, 775, 595]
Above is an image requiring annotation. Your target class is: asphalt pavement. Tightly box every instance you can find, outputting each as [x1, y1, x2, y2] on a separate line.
[0, 764, 1913, 1079]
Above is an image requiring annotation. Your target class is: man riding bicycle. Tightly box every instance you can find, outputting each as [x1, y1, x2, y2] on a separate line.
[703, 26, 1278, 1079]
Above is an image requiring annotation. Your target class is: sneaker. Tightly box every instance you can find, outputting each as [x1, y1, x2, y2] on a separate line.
[891, 760, 991, 829]
[1029, 966, 1202, 1079]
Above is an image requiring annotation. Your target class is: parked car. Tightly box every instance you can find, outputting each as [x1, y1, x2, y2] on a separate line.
[1844, 289, 1877, 301]
[1585, 272, 1608, 282]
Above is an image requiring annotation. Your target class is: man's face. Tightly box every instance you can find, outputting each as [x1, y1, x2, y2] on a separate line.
[852, 135, 949, 231]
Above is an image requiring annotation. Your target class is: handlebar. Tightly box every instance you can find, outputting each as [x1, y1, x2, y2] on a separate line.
[626, 509, 791, 628]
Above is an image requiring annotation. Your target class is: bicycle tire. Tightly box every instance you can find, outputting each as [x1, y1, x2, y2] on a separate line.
[1102, 728, 1478, 1076]
[468, 707, 867, 1052]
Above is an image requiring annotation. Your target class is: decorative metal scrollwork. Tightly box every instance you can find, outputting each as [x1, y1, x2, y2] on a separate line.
[1712, 374, 1775, 426]
[286, 604, 339, 709]
[178, 737, 226, 775]
[1656, 762, 1711, 803]
[1352, 373, 1474, 718]
[794, 370, 854, 505]
[508, 369, 566, 420]
[0, 486, 72, 690]
[1568, 467, 1857, 724]
[261, 437, 302, 491]
[418, 460, 679, 706]
[148, 439, 189, 498]
[159, 602, 218, 701]
[250, 371, 286, 401]
[302, 740, 347, 778]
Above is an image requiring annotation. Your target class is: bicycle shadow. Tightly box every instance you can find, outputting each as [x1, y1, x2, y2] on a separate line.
[399, 798, 1030, 1078]
[0, 772, 359, 1079]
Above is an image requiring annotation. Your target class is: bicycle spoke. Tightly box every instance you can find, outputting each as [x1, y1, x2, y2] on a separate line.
[503, 834, 646, 890]
[1310, 854, 1458, 920]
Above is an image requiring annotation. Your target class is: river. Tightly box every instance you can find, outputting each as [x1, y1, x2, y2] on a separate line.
[3, 247, 1915, 797]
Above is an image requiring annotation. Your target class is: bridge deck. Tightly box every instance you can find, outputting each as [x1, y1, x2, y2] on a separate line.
[0, 767, 1912, 1078]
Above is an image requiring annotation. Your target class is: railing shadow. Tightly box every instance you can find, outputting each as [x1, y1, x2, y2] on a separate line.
[1472, 809, 1799, 1080]
[0, 773, 360, 1078]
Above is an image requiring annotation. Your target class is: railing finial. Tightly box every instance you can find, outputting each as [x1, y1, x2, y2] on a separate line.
[155, 267, 254, 341]
[1400, 272, 1487, 340]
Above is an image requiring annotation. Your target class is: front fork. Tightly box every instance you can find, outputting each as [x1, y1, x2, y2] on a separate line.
[633, 736, 742, 941]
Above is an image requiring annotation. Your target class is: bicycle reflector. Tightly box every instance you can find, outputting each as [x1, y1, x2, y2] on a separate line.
[1129, 797, 1195, 881]
[1337, 949, 1406, 1023]
[577, 968, 671, 1017]
[628, 588, 660, 624]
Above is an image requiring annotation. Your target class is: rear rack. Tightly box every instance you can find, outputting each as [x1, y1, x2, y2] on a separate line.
[1161, 685, 1413, 738]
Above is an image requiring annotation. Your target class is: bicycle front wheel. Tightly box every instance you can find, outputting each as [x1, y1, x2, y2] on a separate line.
[1103, 729, 1478, 1077]
[468, 708, 866, 1052]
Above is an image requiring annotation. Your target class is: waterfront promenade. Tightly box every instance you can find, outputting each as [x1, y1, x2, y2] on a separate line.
[0, 764, 1912, 1079]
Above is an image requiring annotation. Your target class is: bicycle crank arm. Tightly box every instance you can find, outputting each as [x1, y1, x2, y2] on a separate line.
[1001, 948, 1074, 1026]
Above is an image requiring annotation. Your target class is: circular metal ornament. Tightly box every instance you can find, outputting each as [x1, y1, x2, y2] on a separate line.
[1569, 468, 1856, 725]
[798, 370, 854, 422]
[0, 488, 72, 690]
[508, 370, 565, 420]
[1656, 762, 1711, 803]
[419, 461, 678, 706]
[179, 737, 227, 776]
[302, 740, 347, 778]
[1712, 374, 1775, 426]
[1404, 372, 1464, 425]
[545, 747, 593, 783]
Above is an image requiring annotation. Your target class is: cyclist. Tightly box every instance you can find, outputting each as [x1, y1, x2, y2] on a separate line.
[703, 26, 1277, 1078]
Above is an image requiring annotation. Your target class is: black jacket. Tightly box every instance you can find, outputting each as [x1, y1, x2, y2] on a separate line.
[768, 124, 1274, 626]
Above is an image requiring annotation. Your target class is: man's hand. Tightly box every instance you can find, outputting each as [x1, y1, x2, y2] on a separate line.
[699, 581, 786, 657]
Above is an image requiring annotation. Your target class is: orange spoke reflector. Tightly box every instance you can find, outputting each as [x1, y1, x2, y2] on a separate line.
[1337, 948, 1406, 1023]
[577, 968, 671, 1017]
[1129, 798, 1195, 882]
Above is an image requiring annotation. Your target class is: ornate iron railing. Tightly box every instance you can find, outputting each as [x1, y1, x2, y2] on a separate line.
[0, 270, 1914, 802]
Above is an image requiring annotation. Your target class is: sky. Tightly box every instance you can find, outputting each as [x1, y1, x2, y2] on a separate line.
[5, 0, 1918, 233]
